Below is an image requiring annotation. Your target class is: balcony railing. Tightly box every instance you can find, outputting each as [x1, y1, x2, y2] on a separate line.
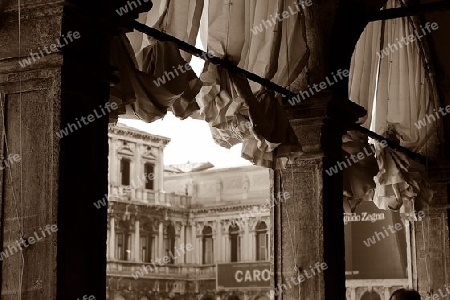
[109, 184, 191, 207]
[159, 192, 191, 207]
[107, 260, 405, 297]
[345, 279, 409, 300]
[107, 261, 215, 279]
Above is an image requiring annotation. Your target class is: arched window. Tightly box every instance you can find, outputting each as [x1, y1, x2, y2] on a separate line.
[361, 291, 381, 300]
[229, 225, 241, 262]
[165, 225, 176, 264]
[113, 294, 126, 300]
[256, 222, 268, 261]
[202, 226, 214, 264]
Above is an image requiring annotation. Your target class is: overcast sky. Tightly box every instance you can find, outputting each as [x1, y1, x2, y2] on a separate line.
[119, 115, 251, 168]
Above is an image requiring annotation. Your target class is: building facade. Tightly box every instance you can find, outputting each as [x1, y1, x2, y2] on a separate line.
[106, 125, 272, 300]
[106, 125, 418, 300]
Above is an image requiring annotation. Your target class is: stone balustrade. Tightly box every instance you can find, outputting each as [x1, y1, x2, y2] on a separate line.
[345, 279, 409, 300]
[109, 184, 191, 207]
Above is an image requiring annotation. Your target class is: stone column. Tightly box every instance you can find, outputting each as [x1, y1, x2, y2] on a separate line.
[215, 220, 221, 263]
[268, 228, 271, 262]
[158, 221, 164, 258]
[212, 236, 216, 264]
[185, 223, 191, 263]
[109, 139, 119, 185]
[155, 143, 164, 204]
[267, 0, 383, 296]
[197, 236, 203, 264]
[272, 92, 365, 300]
[174, 231, 181, 262]
[243, 222, 250, 262]
[224, 234, 229, 262]
[153, 229, 158, 261]
[239, 235, 243, 262]
[135, 143, 142, 200]
[180, 223, 186, 263]
[251, 232, 256, 261]
[0, 0, 119, 297]
[110, 216, 116, 259]
[134, 219, 140, 261]
[190, 224, 196, 264]
[415, 167, 450, 292]
[129, 156, 136, 200]
[221, 223, 229, 262]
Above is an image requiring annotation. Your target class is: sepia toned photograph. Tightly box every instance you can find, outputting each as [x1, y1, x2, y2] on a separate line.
[0, 0, 449, 299]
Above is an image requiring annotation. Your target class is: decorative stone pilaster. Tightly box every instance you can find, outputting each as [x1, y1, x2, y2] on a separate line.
[134, 218, 140, 262]
[221, 221, 230, 262]
[243, 221, 250, 262]
[272, 91, 366, 300]
[109, 215, 116, 260]
[215, 219, 222, 262]
[158, 220, 164, 259]
[415, 163, 450, 293]
[0, 0, 117, 298]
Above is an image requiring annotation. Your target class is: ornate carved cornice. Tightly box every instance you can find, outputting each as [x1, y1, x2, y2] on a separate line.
[109, 125, 170, 145]
[109, 200, 190, 215]
[189, 202, 269, 214]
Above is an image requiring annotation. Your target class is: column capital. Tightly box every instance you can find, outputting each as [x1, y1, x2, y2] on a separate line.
[173, 221, 185, 235]
[194, 221, 205, 236]
[220, 220, 231, 234]
[282, 90, 366, 157]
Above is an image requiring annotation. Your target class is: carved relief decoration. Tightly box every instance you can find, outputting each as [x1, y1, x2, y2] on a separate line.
[195, 221, 204, 235]
[220, 220, 230, 233]
[142, 147, 157, 161]
[149, 219, 159, 231]
[117, 142, 134, 156]
[206, 221, 216, 234]
[249, 218, 262, 230]
[174, 221, 183, 235]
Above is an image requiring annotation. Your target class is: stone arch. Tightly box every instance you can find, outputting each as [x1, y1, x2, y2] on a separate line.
[114, 294, 126, 300]
[360, 291, 381, 300]
[254, 220, 268, 232]
[203, 225, 213, 235]
[252, 219, 268, 231]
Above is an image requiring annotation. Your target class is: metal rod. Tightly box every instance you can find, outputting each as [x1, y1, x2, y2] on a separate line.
[131, 20, 427, 163]
[350, 124, 425, 164]
[368, 1, 450, 22]
[132, 20, 293, 96]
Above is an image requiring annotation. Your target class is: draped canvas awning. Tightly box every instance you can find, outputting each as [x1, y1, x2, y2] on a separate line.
[110, 0, 436, 215]
[110, 0, 309, 167]
[348, 0, 437, 217]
